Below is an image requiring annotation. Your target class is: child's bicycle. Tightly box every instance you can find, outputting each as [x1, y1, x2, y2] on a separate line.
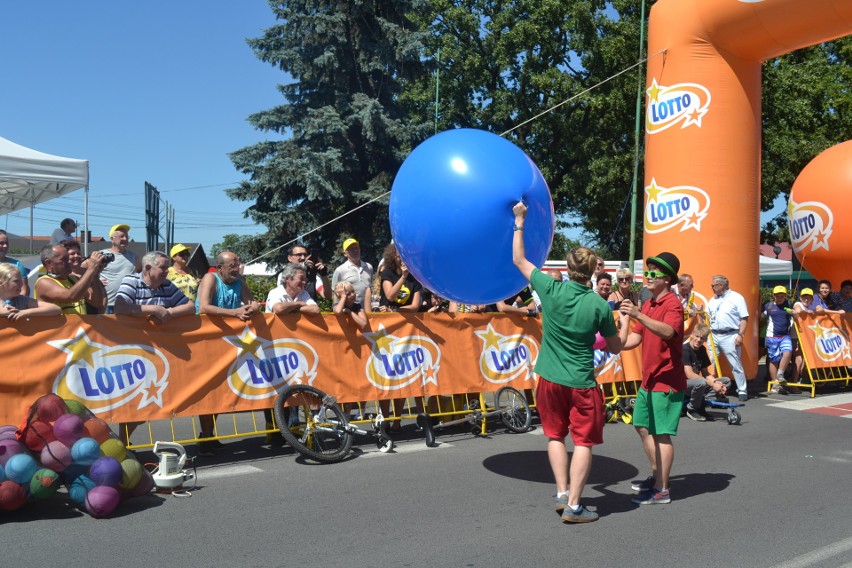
[415, 386, 532, 447]
[273, 384, 394, 463]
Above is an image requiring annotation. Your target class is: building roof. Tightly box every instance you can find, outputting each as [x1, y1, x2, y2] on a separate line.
[759, 241, 794, 261]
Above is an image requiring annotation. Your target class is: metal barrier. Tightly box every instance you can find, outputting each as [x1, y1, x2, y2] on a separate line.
[765, 320, 852, 398]
[120, 390, 541, 451]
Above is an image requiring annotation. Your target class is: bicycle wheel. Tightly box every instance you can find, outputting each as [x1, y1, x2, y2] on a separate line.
[495, 386, 532, 433]
[273, 384, 353, 463]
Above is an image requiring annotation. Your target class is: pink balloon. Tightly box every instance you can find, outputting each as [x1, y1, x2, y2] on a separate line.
[593, 332, 606, 351]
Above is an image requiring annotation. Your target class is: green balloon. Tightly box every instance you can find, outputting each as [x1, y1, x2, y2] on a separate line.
[30, 468, 60, 499]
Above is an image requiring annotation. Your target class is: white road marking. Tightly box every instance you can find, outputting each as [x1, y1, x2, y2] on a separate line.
[196, 465, 264, 479]
[773, 536, 852, 568]
[766, 391, 852, 411]
[359, 441, 453, 458]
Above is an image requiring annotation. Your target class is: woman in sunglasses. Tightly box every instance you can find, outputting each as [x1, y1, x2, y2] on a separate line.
[608, 268, 639, 310]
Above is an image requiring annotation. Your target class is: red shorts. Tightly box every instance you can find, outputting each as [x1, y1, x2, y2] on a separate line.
[536, 378, 604, 446]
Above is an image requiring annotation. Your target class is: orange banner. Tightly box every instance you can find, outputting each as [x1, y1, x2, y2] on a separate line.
[0, 312, 648, 425]
[0, 314, 547, 425]
[795, 313, 852, 369]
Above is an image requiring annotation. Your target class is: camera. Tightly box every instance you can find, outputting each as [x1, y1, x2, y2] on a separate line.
[88, 251, 114, 265]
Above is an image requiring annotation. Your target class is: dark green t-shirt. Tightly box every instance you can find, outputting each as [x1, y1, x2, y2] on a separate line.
[530, 269, 617, 388]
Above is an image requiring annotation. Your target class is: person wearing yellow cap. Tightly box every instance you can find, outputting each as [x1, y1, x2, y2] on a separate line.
[100, 224, 142, 313]
[762, 285, 796, 393]
[167, 244, 198, 302]
[331, 238, 374, 308]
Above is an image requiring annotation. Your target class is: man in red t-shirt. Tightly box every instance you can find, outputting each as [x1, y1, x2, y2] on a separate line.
[618, 252, 686, 505]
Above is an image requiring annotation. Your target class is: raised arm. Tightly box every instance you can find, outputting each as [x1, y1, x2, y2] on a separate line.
[512, 202, 535, 281]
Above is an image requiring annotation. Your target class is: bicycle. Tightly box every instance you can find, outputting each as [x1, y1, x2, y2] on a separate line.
[416, 386, 532, 447]
[273, 384, 394, 463]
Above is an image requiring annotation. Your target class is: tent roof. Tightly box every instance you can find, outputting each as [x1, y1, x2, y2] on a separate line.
[0, 135, 89, 215]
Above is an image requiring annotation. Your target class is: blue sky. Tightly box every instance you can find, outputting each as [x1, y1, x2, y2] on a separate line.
[0, 1, 284, 253]
[1, 1, 783, 258]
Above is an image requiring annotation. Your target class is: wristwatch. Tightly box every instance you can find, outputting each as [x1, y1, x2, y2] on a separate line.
[513, 224, 524, 231]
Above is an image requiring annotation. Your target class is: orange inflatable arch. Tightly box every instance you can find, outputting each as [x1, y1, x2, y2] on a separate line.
[643, 0, 852, 377]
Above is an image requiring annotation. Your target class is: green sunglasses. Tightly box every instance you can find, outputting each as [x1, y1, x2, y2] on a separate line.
[643, 270, 668, 280]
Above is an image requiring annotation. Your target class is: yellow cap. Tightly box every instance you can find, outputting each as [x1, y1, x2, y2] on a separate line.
[109, 224, 130, 237]
[773, 285, 787, 295]
[342, 238, 359, 252]
[169, 244, 191, 258]
[800, 288, 814, 297]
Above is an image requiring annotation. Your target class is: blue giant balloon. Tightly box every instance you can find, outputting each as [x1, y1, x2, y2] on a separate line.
[390, 129, 554, 305]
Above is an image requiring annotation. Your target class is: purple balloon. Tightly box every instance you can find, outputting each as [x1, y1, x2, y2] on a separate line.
[89, 456, 122, 487]
[0, 439, 26, 467]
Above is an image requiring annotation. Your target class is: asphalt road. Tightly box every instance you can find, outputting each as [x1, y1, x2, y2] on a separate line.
[4, 385, 852, 568]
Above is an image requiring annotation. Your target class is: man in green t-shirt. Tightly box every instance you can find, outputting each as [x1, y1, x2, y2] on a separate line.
[512, 202, 622, 523]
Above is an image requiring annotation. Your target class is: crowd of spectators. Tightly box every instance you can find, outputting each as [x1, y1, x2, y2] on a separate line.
[6, 222, 850, 460]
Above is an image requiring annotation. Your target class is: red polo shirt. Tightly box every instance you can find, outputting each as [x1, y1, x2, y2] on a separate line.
[635, 291, 687, 392]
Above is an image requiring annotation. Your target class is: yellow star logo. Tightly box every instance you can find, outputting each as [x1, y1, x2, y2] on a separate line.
[811, 323, 830, 340]
[646, 79, 661, 103]
[223, 327, 264, 356]
[475, 324, 503, 350]
[48, 328, 104, 367]
[645, 178, 662, 204]
[366, 325, 395, 353]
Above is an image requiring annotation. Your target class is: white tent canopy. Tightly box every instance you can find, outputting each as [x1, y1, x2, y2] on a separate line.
[0, 135, 88, 213]
[757, 255, 793, 277]
[0, 135, 89, 252]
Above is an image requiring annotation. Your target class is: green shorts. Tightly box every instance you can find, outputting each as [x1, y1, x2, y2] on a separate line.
[632, 387, 683, 436]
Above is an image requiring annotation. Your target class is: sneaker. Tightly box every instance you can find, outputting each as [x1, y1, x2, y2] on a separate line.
[686, 407, 707, 422]
[777, 376, 788, 386]
[786, 386, 802, 394]
[771, 385, 788, 395]
[631, 475, 656, 493]
[553, 492, 570, 512]
[697, 408, 714, 421]
[738, 393, 748, 402]
[561, 504, 599, 523]
[632, 488, 671, 505]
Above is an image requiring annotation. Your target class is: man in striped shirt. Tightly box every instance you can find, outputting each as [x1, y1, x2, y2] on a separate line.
[114, 250, 194, 322]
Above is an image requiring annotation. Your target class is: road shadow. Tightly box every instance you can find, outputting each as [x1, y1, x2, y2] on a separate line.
[668, 471, 735, 499]
[482, 450, 639, 486]
[482, 450, 736, 519]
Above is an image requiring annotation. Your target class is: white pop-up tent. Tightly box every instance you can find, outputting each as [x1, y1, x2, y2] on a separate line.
[0, 135, 89, 253]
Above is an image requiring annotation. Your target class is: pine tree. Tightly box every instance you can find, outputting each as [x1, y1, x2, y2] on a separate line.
[228, 0, 430, 268]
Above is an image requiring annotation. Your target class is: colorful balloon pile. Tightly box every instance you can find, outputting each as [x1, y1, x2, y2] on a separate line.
[0, 394, 154, 517]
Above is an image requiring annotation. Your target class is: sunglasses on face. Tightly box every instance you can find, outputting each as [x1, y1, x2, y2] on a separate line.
[618, 277, 632, 282]
[643, 270, 667, 280]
